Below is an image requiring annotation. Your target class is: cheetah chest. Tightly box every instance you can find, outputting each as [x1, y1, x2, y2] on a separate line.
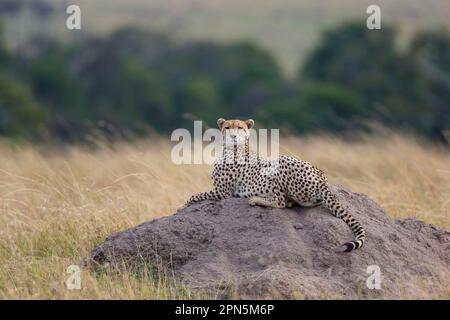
[231, 166, 275, 198]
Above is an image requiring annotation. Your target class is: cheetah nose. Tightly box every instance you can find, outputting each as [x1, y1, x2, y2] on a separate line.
[230, 134, 237, 139]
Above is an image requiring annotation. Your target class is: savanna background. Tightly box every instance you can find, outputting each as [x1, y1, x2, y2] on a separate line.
[0, 0, 449, 299]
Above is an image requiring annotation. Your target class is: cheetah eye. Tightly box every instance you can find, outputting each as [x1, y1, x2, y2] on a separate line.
[224, 126, 230, 130]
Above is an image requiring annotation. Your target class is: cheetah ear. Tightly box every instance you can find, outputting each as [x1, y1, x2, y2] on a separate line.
[245, 119, 255, 129]
[217, 118, 226, 129]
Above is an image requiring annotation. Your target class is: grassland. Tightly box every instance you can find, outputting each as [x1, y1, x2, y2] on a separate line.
[0, 133, 449, 299]
[5, 0, 450, 74]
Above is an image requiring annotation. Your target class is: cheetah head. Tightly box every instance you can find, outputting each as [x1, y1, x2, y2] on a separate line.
[217, 118, 254, 147]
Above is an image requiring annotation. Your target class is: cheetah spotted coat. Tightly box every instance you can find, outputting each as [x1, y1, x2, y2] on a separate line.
[187, 119, 366, 252]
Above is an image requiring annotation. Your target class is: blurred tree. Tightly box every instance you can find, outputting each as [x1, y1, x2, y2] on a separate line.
[73, 29, 174, 133]
[0, 23, 448, 143]
[297, 22, 448, 140]
[0, 20, 46, 139]
[410, 30, 450, 139]
[16, 28, 282, 137]
[0, 74, 46, 138]
[300, 22, 413, 112]
[257, 82, 365, 133]
[175, 74, 224, 125]
[160, 41, 283, 127]
[24, 42, 85, 116]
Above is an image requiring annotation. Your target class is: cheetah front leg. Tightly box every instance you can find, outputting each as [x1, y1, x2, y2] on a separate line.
[248, 188, 287, 208]
[187, 189, 225, 205]
[185, 179, 234, 208]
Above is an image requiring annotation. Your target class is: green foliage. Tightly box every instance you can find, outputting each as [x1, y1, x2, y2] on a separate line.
[296, 22, 450, 140]
[176, 74, 223, 125]
[8, 28, 284, 140]
[409, 29, 450, 137]
[0, 74, 46, 138]
[24, 42, 85, 115]
[0, 23, 448, 142]
[257, 82, 365, 133]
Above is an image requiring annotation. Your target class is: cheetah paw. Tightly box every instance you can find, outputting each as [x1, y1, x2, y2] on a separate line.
[286, 201, 295, 208]
[248, 197, 258, 206]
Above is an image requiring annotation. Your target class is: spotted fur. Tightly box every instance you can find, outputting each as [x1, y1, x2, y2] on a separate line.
[187, 118, 366, 252]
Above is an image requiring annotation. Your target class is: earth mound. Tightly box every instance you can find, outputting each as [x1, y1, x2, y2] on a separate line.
[90, 185, 450, 299]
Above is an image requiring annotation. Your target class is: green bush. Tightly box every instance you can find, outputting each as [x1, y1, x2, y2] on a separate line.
[0, 23, 448, 142]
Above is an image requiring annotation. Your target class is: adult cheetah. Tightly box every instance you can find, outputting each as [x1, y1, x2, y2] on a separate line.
[186, 118, 366, 252]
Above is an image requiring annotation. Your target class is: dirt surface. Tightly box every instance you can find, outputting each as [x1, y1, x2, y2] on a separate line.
[90, 185, 450, 299]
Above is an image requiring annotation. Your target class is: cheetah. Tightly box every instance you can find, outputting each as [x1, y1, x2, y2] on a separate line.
[186, 118, 366, 252]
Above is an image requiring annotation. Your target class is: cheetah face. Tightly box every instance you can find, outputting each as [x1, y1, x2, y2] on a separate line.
[217, 118, 254, 147]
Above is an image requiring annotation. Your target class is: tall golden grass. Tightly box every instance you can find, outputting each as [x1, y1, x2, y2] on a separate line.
[0, 133, 449, 299]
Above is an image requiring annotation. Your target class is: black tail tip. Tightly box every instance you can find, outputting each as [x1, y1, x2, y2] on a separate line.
[335, 242, 356, 253]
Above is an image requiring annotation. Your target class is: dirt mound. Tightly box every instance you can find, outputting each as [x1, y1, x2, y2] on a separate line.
[90, 185, 450, 299]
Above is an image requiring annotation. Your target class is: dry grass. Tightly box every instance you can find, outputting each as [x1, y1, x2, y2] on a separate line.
[0, 133, 449, 299]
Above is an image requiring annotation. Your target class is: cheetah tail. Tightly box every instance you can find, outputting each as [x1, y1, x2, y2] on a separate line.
[322, 189, 366, 253]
